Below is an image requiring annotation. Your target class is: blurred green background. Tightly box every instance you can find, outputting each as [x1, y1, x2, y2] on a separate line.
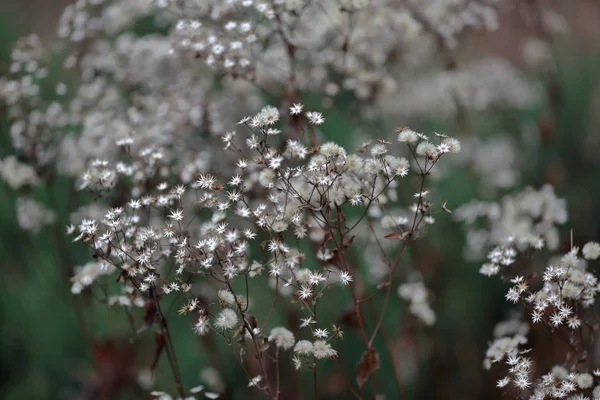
[2, 2, 600, 400]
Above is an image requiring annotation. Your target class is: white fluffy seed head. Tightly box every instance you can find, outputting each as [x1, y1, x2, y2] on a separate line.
[269, 327, 295, 350]
[218, 289, 236, 305]
[215, 308, 238, 330]
[397, 129, 419, 143]
[294, 340, 314, 355]
[415, 142, 438, 158]
[577, 372, 594, 389]
[583, 241, 600, 260]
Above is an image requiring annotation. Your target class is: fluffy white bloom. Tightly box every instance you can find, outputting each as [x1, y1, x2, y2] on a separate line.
[551, 365, 569, 381]
[415, 142, 438, 158]
[442, 138, 461, 154]
[259, 169, 276, 187]
[214, 308, 239, 330]
[293, 340, 313, 355]
[397, 129, 419, 143]
[370, 144, 388, 157]
[259, 105, 280, 126]
[218, 290, 236, 305]
[269, 327, 295, 350]
[577, 373, 594, 389]
[319, 142, 346, 159]
[582, 241, 600, 260]
[312, 340, 337, 359]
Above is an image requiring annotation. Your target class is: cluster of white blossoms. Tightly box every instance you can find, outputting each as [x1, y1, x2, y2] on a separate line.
[491, 242, 600, 324]
[65, 103, 458, 310]
[455, 184, 568, 262]
[483, 321, 529, 373]
[485, 313, 600, 398]
[0, 0, 554, 240]
[159, 0, 504, 99]
[1, 7, 262, 192]
[457, 182, 600, 397]
[1, 0, 585, 398]
[480, 245, 600, 398]
[70, 260, 117, 295]
[0, 0, 469, 395]
[0, 0, 525, 186]
[379, 58, 539, 119]
[0, 155, 40, 189]
[58, 98, 460, 396]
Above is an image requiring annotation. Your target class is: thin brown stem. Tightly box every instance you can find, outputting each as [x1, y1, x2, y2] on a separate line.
[154, 292, 186, 398]
[226, 280, 275, 399]
[313, 364, 318, 400]
[275, 347, 280, 399]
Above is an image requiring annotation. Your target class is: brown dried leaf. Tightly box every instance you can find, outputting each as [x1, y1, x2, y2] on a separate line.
[137, 299, 158, 334]
[244, 313, 259, 331]
[388, 230, 413, 240]
[257, 335, 270, 354]
[355, 347, 380, 389]
[343, 235, 355, 249]
[384, 231, 403, 240]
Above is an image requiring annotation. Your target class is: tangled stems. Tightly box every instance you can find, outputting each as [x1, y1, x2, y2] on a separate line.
[48, 101, 458, 400]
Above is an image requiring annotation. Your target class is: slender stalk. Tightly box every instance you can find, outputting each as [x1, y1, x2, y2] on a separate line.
[366, 302, 406, 398]
[154, 292, 186, 398]
[225, 280, 275, 399]
[275, 347, 280, 399]
[313, 364, 318, 400]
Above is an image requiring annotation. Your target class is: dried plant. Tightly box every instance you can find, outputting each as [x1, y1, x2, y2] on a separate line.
[2, 1, 596, 399]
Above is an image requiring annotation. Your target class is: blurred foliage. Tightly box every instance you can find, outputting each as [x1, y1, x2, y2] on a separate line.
[2, 9, 600, 400]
